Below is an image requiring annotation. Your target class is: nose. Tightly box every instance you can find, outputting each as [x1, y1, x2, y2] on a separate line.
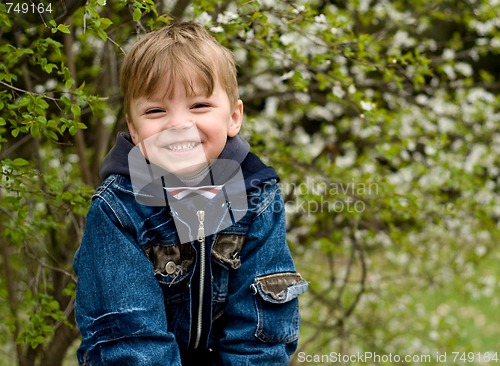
[165, 108, 194, 131]
[167, 120, 195, 131]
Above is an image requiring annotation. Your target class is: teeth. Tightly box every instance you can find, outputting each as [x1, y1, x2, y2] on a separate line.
[167, 142, 198, 152]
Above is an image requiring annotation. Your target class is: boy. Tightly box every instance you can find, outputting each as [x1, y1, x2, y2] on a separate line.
[73, 22, 307, 366]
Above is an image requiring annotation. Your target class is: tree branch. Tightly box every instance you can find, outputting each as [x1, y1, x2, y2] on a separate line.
[171, 0, 191, 19]
[0, 226, 26, 366]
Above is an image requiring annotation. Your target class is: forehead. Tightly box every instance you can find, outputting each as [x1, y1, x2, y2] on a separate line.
[148, 69, 214, 101]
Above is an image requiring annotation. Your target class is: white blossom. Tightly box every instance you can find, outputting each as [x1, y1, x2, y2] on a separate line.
[46, 79, 57, 90]
[195, 11, 212, 26]
[216, 11, 238, 24]
[332, 85, 345, 99]
[442, 64, 456, 80]
[336, 149, 356, 168]
[438, 117, 455, 133]
[471, 19, 496, 36]
[279, 32, 296, 46]
[264, 97, 278, 118]
[455, 62, 473, 77]
[466, 88, 495, 103]
[442, 48, 455, 61]
[314, 14, 327, 24]
[292, 5, 305, 14]
[464, 144, 487, 173]
[209, 26, 224, 33]
[393, 30, 415, 48]
[307, 105, 333, 121]
[280, 70, 294, 81]
[360, 100, 375, 111]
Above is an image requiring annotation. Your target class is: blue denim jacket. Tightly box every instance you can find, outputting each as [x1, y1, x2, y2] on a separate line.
[73, 135, 308, 365]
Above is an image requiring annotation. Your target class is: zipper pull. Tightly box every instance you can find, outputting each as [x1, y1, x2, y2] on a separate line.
[196, 210, 205, 242]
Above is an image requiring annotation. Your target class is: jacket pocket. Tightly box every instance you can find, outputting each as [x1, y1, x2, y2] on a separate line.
[250, 272, 308, 343]
[144, 243, 194, 291]
[211, 234, 246, 322]
[212, 233, 245, 270]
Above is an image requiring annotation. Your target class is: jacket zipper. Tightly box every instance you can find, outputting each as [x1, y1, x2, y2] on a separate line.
[194, 210, 205, 349]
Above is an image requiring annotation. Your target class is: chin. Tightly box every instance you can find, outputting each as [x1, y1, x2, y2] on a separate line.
[165, 162, 209, 178]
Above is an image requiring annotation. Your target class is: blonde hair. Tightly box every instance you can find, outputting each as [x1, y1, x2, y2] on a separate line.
[120, 22, 239, 113]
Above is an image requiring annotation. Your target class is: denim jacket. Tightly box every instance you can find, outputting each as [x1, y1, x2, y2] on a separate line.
[73, 134, 308, 365]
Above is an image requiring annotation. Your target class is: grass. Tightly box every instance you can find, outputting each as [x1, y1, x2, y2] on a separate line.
[293, 242, 500, 365]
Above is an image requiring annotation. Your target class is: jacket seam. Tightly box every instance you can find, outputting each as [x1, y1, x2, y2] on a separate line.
[253, 181, 279, 218]
[93, 177, 134, 229]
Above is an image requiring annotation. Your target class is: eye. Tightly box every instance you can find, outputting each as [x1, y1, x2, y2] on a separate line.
[145, 108, 165, 115]
[191, 103, 211, 110]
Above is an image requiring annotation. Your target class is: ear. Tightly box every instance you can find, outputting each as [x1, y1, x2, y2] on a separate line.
[126, 115, 138, 144]
[228, 99, 243, 137]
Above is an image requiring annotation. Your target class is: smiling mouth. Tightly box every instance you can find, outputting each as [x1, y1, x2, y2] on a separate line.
[165, 141, 201, 152]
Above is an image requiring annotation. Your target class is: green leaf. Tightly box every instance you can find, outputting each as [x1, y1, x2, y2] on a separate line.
[133, 8, 142, 22]
[65, 78, 75, 89]
[70, 104, 81, 117]
[99, 17, 113, 29]
[238, 0, 260, 16]
[60, 95, 72, 107]
[43, 63, 58, 73]
[156, 14, 173, 24]
[56, 24, 71, 34]
[12, 158, 29, 167]
[76, 81, 86, 92]
[97, 29, 108, 42]
[45, 130, 59, 141]
[36, 98, 49, 110]
[35, 116, 47, 124]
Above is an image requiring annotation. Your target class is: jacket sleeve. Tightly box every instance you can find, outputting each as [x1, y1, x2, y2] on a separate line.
[73, 195, 182, 366]
[217, 181, 308, 365]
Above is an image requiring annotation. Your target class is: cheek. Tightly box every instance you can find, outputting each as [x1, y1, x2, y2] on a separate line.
[205, 125, 228, 143]
[135, 124, 161, 141]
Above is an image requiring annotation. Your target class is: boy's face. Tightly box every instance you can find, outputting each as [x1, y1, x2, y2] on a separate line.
[126, 79, 243, 177]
